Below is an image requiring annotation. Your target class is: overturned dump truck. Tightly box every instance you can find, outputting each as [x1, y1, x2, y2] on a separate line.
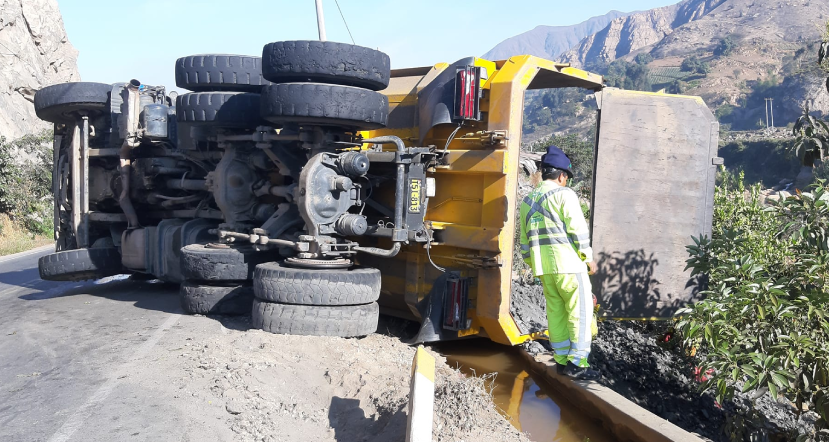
[34, 41, 718, 344]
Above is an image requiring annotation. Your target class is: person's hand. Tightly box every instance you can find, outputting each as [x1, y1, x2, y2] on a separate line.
[587, 261, 597, 275]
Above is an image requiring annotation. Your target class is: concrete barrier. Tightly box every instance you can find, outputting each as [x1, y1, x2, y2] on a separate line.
[519, 350, 706, 442]
[406, 345, 435, 442]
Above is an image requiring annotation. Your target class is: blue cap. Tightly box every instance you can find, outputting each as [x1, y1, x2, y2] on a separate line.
[540, 145, 573, 178]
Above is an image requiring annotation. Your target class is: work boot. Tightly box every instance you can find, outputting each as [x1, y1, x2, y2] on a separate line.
[561, 362, 601, 381]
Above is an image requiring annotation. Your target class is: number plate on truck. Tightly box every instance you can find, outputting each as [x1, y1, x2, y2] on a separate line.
[409, 179, 422, 213]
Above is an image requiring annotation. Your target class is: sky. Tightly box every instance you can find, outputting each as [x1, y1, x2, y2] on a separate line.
[57, 0, 679, 92]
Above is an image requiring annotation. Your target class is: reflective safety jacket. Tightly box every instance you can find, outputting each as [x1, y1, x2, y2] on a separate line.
[519, 181, 593, 275]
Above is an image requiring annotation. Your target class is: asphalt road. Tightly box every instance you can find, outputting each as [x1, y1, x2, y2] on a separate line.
[0, 246, 225, 442]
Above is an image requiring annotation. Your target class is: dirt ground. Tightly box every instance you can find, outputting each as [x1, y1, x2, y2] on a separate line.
[514, 280, 820, 441]
[145, 313, 528, 442]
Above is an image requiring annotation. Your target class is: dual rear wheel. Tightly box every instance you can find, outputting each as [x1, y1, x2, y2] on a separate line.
[179, 246, 381, 337]
[174, 41, 390, 131]
[175, 41, 390, 337]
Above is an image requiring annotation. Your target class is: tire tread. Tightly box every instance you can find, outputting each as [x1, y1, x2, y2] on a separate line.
[253, 262, 380, 305]
[251, 299, 378, 337]
[38, 247, 123, 281]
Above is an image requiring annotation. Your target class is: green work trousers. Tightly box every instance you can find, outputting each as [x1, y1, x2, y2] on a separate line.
[540, 272, 595, 367]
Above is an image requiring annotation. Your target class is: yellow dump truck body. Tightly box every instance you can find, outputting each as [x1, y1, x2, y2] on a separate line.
[357, 56, 602, 346]
[361, 55, 718, 345]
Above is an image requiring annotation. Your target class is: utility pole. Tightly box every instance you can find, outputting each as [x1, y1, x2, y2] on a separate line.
[315, 0, 327, 42]
[770, 98, 774, 129]
[765, 98, 770, 130]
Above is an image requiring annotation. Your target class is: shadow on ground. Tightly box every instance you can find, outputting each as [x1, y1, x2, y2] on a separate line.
[19, 273, 425, 339]
[19, 276, 182, 315]
[328, 396, 406, 442]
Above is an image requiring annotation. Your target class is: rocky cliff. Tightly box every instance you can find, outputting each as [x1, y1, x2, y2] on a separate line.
[482, 10, 630, 61]
[559, 0, 727, 67]
[0, 0, 79, 140]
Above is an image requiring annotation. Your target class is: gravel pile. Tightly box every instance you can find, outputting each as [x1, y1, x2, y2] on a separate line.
[510, 279, 547, 335]
[590, 320, 819, 441]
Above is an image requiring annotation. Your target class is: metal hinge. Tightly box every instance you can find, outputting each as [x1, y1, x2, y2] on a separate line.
[456, 130, 508, 147]
[450, 254, 502, 269]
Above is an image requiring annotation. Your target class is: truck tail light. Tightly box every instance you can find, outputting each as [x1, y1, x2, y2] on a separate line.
[453, 66, 482, 121]
[442, 273, 471, 331]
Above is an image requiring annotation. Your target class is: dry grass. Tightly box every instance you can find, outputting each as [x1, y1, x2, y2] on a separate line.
[0, 214, 52, 257]
[433, 366, 530, 442]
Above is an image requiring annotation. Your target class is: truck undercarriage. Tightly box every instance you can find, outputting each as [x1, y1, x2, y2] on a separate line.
[37, 44, 439, 337]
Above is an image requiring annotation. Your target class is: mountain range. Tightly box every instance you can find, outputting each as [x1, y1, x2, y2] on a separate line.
[485, 0, 829, 133]
[482, 10, 630, 61]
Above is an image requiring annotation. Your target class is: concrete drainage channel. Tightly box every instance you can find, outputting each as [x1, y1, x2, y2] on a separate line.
[435, 340, 705, 442]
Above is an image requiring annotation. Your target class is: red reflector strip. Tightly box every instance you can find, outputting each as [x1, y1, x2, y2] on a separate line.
[465, 70, 474, 119]
[454, 66, 481, 121]
[459, 71, 467, 119]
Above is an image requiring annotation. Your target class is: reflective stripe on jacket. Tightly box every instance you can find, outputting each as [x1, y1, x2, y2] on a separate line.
[519, 181, 593, 275]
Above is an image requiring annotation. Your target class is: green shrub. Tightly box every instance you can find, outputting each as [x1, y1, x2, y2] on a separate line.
[0, 131, 54, 235]
[714, 36, 737, 57]
[718, 138, 801, 187]
[715, 103, 735, 124]
[528, 133, 594, 200]
[634, 52, 654, 65]
[681, 55, 711, 75]
[677, 175, 829, 432]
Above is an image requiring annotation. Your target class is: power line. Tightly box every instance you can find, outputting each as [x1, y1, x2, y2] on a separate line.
[333, 0, 355, 45]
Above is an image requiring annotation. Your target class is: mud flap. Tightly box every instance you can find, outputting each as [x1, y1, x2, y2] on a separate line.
[408, 273, 449, 344]
[408, 271, 469, 344]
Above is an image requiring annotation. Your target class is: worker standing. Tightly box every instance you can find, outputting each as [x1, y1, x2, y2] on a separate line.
[519, 145, 600, 380]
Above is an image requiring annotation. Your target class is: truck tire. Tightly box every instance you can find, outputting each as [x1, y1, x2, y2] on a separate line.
[38, 247, 124, 281]
[180, 281, 253, 315]
[175, 55, 270, 93]
[181, 244, 271, 281]
[262, 41, 390, 91]
[176, 92, 264, 127]
[260, 83, 388, 130]
[251, 299, 379, 337]
[34, 82, 111, 123]
[253, 262, 380, 305]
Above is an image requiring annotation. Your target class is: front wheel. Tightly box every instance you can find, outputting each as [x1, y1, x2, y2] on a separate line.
[38, 247, 124, 281]
[34, 82, 112, 123]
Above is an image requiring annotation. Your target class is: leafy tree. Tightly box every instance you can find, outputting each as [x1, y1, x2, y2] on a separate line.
[681, 55, 711, 75]
[667, 79, 685, 94]
[792, 26, 829, 167]
[714, 35, 736, 57]
[528, 133, 594, 199]
[793, 108, 829, 166]
[0, 131, 53, 235]
[715, 103, 735, 123]
[634, 52, 654, 65]
[678, 176, 829, 434]
[603, 60, 652, 92]
[522, 88, 591, 135]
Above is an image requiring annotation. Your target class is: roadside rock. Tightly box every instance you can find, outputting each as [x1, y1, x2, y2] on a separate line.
[0, 0, 79, 139]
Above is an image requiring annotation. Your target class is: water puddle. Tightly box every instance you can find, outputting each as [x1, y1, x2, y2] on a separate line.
[435, 340, 613, 442]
